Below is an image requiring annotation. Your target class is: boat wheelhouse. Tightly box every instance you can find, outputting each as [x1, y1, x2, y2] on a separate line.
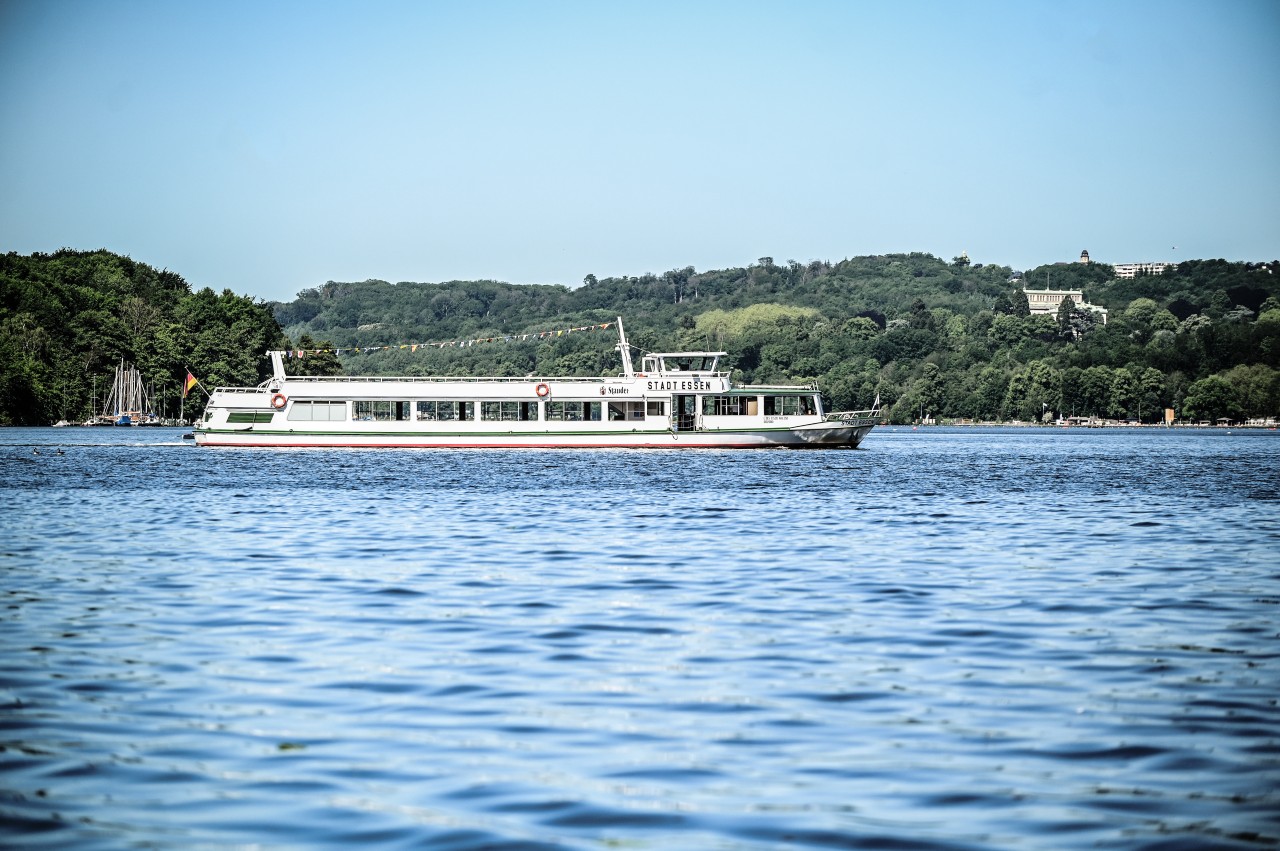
[192, 319, 878, 448]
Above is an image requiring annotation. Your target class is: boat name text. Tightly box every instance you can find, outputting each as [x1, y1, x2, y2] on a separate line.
[645, 379, 714, 392]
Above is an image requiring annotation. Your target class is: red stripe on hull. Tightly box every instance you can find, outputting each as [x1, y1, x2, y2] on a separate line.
[197, 441, 770, 448]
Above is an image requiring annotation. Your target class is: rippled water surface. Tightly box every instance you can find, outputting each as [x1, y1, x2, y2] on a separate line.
[2, 426, 1278, 849]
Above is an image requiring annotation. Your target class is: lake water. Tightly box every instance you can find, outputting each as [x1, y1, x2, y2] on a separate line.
[1, 426, 1277, 850]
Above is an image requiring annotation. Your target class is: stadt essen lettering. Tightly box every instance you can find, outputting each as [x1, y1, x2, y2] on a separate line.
[597, 379, 719, 395]
[644, 379, 713, 392]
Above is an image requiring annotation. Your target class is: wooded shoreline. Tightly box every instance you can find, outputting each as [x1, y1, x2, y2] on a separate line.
[3, 249, 1277, 427]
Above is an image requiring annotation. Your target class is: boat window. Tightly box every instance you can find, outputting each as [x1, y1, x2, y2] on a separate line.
[546, 401, 602, 421]
[607, 401, 645, 421]
[763, 396, 816, 416]
[664, 355, 716, 372]
[228, 411, 276, 424]
[481, 401, 538, 421]
[702, 395, 752, 416]
[287, 401, 346, 421]
[416, 400, 474, 421]
[646, 401, 666, 417]
[354, 400, 394, 421]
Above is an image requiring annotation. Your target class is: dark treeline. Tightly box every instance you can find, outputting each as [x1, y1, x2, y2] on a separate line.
[3, 249, 1278, 425]
[276, 254, 1280, 424]
[0, 249, 284, 425]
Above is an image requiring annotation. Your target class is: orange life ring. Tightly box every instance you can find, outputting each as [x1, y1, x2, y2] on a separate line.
[270, 393, 287, 409]
[535, 383, 550, 398]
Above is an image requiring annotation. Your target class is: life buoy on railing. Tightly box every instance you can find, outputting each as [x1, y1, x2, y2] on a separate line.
[271, 393, 287, 409]
[535, 383, 550, 398]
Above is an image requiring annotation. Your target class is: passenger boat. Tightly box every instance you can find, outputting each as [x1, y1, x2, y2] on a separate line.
[192, 319, 879, 448]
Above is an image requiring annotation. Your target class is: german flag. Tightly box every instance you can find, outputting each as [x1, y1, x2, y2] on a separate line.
[183, 370, 199, 398]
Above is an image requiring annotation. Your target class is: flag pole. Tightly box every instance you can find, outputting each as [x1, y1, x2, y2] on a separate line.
[181, 368, 210, 424]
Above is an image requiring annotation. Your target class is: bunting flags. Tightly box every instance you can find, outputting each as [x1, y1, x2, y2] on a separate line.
[282, 322, 614, 358]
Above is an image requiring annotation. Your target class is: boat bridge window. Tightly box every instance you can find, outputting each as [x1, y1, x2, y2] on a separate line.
[546, 401, 602, 421]
[608, 401, 645, 421]
[417, 400, 475, 421]
[667, 356, 717, 372]
[287, 401, 347, 421]
[642, 354, 723, 374]
[764, 395, 816, 416]
[481, 401, 538, 422]
[702, 395, 756, 416]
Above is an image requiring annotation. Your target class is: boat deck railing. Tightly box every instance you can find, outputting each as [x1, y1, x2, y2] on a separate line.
[214, 376, 833, 394]
[825, 409, 880, 422]
[219, 373, 750, 393]
[739, 382, 820, 391]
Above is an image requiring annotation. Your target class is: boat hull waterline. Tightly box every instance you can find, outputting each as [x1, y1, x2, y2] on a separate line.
[193, 422, 876, 449]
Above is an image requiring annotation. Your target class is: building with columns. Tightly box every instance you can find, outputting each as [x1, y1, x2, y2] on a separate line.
[1023, 286, 1108, 324]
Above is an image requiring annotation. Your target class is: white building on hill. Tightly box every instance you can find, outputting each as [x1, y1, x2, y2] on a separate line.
[1023, 286, 1108, 324]
[1113, 262, 1174, 279]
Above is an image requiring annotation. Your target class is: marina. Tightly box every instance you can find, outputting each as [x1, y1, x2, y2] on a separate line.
[83, 361, 161, 427]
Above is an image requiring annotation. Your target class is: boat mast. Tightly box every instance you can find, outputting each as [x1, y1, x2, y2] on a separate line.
[615, 316, 635, 377]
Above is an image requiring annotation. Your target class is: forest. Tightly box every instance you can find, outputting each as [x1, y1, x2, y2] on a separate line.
[0, 249, 284, 425]
[2, 248, 1278, 426]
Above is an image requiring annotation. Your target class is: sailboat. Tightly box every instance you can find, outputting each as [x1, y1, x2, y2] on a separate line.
[84, 361, 160, 426]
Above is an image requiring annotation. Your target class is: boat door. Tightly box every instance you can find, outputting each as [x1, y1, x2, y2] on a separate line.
[672, 395, 698, 431]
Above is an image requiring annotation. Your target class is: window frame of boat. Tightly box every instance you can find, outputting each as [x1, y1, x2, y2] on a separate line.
[286, 401, 347, 422]
[646, 400, 666, 418]
[353, 400, 393, 421]
[347, 400, 416, 422]
[701, 395, 755, 416]
[607, 401, 646, 421]
[227, 410, 277, 424]
[763, 395, 816, 416]
[481, 400, 538, 422]
[416, 400, 475, 421]
[546, 401, 602, 422]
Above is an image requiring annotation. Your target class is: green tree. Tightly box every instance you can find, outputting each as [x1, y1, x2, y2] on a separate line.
[1056, 295, 1076, 335]
[1182, 375, 1240, 422]
[1108, 367, 1139, 420]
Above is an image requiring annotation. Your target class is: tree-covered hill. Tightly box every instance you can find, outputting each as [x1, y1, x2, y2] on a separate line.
[3, 249, 1277, 426]
[275, 254, 1280, 424]
[0, 249, 285, 425]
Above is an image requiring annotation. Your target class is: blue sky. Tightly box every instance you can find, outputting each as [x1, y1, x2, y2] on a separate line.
[2, 0, 1277, 303]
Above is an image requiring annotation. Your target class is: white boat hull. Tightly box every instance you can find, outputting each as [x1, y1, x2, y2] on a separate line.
[193, 420, 875, 449]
